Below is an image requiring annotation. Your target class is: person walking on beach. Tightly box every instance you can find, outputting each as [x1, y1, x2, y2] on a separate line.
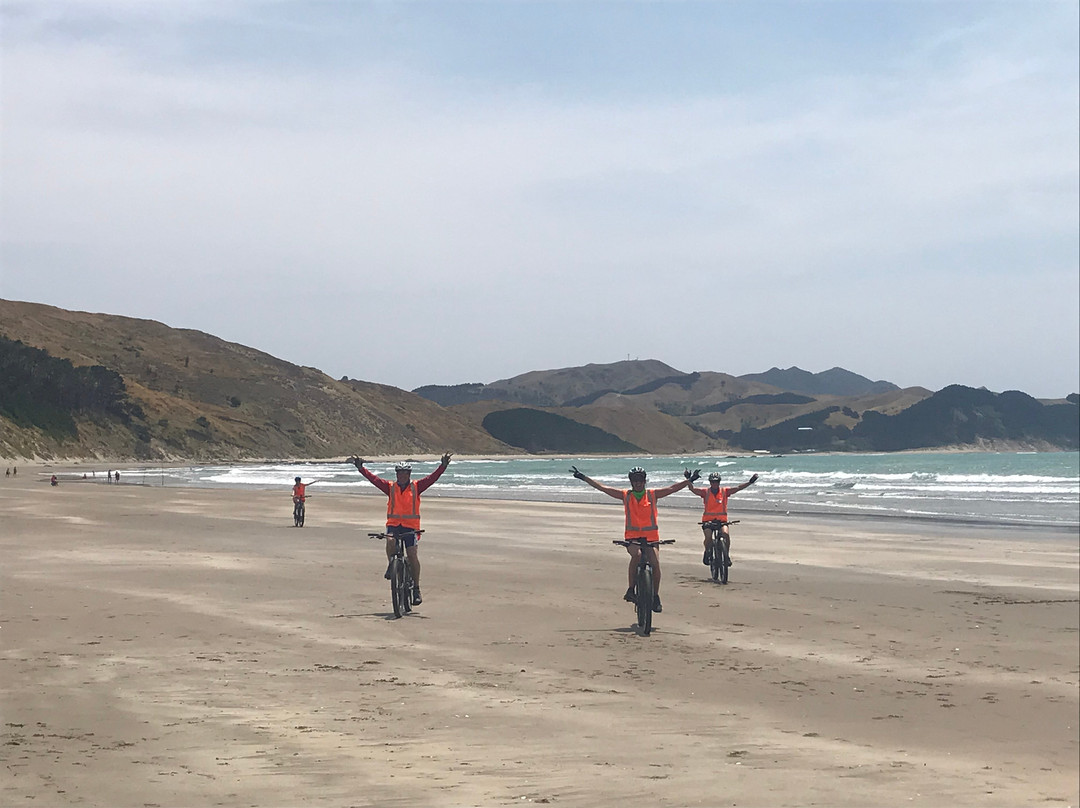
[569, 465, 698, 613]
[688, 471, 759, 566]
[348, 453, 453, 606]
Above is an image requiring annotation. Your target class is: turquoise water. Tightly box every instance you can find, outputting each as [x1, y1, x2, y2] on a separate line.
[121, 451, 1080, 529]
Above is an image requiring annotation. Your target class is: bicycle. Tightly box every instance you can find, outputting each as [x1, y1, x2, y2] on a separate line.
[700, 519, 738, 584]
[612, 537, 675, 636]
[293, 499, 305, 527]
[369, 529, 423, 618]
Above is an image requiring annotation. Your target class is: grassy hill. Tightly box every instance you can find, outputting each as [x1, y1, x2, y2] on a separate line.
[0, 299, 513, 461]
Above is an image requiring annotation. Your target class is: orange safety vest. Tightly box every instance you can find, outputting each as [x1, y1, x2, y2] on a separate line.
[703, 487, 730, 521]
[623, 490, 659, 541]
[387, 482, 421, 528]
[292, 483, 306, 501]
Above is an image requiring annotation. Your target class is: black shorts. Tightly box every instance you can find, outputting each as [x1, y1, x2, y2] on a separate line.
[387, 524, 419, 548]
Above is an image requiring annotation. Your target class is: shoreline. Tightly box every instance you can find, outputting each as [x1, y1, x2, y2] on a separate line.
[4, 442, 1079, 467]
[17, 459, 1080, 533]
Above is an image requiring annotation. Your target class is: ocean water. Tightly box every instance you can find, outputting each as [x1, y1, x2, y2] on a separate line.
[117, 451, 1080, 529]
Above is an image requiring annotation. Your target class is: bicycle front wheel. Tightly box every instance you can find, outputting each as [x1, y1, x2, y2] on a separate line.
[709, 534, 722, 582]
[390, 559, 406, 618]
[402, 566, 413, 614]
[637, 565, 653, 635]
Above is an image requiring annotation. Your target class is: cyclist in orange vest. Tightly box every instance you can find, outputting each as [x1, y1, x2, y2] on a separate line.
[349, 453, 453, 606]
[688, 471, 759, 566]
[292, 476, 319, 505]
[570, 465, 698, 614]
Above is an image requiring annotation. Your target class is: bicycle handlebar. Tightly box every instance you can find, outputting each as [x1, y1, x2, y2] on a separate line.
[612, 538, 676, 547]
[699, 519, 739, 527]
[368, 529, 425, 540]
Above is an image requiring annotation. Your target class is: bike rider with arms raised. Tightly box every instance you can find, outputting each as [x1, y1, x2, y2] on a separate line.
[687, 471, 758, 565]
[570, 465, 698, 613]
[348, 453, 453, 605]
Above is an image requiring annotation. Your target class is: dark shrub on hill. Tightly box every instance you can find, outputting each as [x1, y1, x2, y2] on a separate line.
[0, 335, 132, 439]
[482, 408, 641, 453]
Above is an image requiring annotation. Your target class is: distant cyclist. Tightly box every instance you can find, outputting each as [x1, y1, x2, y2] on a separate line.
[291, 476, 319, 506]
[348, 453, 453, 606]
[570, 465, 698, 613]
[688, 471, 759, 565]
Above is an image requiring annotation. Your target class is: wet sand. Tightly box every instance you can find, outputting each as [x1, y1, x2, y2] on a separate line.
[2, 470, 1077, 806]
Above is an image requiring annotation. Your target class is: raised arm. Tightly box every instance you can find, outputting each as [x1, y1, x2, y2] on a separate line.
[346, 456, 390, 494]
[732, 473, 759, 495]
[655, 469, 700, 499]
[569, 466, 624, 500]
[416, 452, 453, 494]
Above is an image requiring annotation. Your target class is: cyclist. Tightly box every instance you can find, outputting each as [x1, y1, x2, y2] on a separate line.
[688, 471, 759, 565]
[348, 453, 453, 605]
[570, 465, 698, 613]
[292, 476, 319, 514]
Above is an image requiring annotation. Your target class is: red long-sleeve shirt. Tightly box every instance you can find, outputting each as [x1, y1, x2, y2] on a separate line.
[359, 462, 448, 498]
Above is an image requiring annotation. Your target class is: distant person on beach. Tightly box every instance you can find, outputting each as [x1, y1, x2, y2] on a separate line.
[291, 476, 319, 506]
[50, 475, 58, 486]
[108, 470, 113, 482]
[114, 471, 120, 483]
[569, 465, 698, 614]
[348, 453, 453, 606]
[688, 471, 759, 566]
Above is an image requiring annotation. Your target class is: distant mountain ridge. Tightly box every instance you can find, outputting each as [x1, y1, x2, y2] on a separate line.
[414, 361, 1076, 454]
[2, 299, 1075, 460]
[738, 366, 900, 397]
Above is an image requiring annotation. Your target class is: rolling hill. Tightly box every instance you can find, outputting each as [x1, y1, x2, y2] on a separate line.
[0, 299, 513, 461]
[2, 299, 1075, 460]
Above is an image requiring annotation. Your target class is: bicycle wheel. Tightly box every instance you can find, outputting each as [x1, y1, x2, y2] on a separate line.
[297, 503, 305, 527]
[402, 566, 413, 614]
[719, 538, 729, 585]
[637, 566, 653, 635]
[709, 533, 721, 582]
[390, 558, 405, 618]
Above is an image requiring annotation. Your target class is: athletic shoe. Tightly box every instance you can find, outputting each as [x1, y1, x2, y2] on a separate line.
[623, 587, 635, 603]
[703, 550, 711, 565]
[652, 595, 663, 613]
[412, 587, 422, 605]
[384, 562, 393, 580]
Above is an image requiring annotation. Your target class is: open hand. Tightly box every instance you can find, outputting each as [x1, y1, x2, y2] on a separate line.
[569, 465, 585, 480]
[347, 456, 365, 468]
[688, 469, 701, 482]
[441, 452, 454, 466]
[750, 473, 759, 484]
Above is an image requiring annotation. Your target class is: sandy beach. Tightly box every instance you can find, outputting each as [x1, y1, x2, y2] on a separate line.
[2, 469, 1077, 807]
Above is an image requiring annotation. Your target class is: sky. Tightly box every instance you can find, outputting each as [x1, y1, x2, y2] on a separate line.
[1, 1, 1078, 399]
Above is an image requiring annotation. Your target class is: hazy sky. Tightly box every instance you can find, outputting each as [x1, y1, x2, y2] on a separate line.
[2, 1, 1078, 398]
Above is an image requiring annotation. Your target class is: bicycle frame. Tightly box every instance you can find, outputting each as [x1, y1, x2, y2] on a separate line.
[700, 519, 738, 584]
[613, 537, 675, 635]
[369, 529, 424, 618]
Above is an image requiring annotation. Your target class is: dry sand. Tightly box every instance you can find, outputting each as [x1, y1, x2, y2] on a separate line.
[2, 469, 1077, 807]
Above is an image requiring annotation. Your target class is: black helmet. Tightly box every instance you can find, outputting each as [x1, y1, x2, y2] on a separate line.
[708, 472, 721, 482]
[295, 476, 301, 483]
[628, 466, 647, 479]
